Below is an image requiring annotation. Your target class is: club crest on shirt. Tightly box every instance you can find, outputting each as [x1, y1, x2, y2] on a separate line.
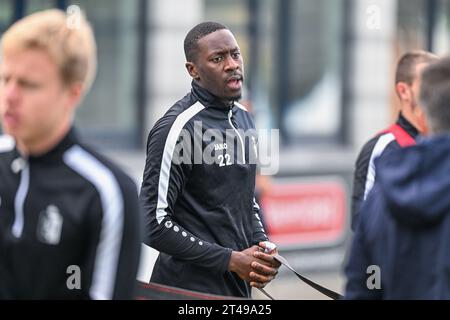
[37, 205, 63, 245]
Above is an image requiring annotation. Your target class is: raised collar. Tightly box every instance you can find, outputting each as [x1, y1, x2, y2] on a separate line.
[25, 127, 78, 163]
[397, 112, 419, 139]
[190, 80, 235, 111]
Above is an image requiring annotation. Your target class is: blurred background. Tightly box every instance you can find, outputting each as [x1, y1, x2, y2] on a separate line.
[1, 0, 450, 299]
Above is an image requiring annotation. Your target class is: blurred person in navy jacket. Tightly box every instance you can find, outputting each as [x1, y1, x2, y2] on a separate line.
[350, 51, 438, 230]
[345, 56, 450, 299]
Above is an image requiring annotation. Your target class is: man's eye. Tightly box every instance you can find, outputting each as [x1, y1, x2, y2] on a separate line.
[232, 52, 241, 59]
[0, 76, 9, 85]
[212, 56, 223, 63]
[19, 80, 40, 89]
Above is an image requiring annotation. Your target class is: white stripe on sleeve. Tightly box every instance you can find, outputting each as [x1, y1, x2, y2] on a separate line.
[156, 102, 205, 224]
[64, 145, 124, 300]
[363, 133, 395, 200]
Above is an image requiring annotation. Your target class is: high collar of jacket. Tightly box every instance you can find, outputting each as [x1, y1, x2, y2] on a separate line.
[397, 112, 419, 138]
[24, 127, 78, 163]
[191, 80, 236, 111]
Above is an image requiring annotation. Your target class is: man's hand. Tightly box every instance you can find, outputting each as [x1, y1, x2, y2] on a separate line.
[228, 245, 279, 288]
[250, 242, 281, 288]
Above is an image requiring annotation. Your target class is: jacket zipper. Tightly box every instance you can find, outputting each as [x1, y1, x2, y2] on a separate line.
[228, 108, 246, 164]
[12, 158, 29, 238]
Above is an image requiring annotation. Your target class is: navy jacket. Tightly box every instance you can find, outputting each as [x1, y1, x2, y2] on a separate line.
[139, 81, 268, 297]
[345, 134, 450, 299]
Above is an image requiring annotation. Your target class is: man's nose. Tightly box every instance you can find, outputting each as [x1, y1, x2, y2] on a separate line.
[2, 81, 20, 105]
[224, 55, 240, 71]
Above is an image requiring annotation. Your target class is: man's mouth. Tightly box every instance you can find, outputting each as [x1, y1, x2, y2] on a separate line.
[2, 111, 19, 127]
[226, 75, 243, 91]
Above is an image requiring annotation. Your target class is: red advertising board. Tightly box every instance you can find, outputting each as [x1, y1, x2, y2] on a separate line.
[260, 179, 347, 247]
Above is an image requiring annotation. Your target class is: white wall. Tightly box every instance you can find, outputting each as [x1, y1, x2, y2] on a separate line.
[145, 0, 204, 135]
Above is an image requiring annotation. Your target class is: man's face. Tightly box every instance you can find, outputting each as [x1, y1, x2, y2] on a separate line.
[410, 62, 430, 134]
[187, 29, 244, 101]
[396, 62, 429, 134]
[410, 63, 428, 109]
[0, 49, 74, 152]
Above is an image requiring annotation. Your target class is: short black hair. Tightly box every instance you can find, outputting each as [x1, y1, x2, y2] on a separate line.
[184, 22, 228, 62]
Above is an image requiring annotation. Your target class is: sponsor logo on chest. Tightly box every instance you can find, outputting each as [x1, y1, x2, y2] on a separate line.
[214, 143, 228, 151]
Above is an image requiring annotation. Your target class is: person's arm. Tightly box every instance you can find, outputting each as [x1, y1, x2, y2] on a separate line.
[345, 187, 382, 300]
[81, 173, 142, 300]
[139, 116, 232, 275]
[249, 198, 280, 288]
[351, 138, 378, 230]
[251, 197, 269, 245]
[352, 136, 401, 230]
[110, 176, 143, 299]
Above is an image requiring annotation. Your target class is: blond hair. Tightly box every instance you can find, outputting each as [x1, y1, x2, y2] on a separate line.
[1, 9, 97, 93]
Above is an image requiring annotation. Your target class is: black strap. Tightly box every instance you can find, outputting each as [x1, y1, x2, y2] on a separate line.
[257, 288, 275, 300]
[273, 254, 343, 300]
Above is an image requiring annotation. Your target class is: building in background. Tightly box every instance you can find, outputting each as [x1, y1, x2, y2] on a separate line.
[1, 0, 450, 278]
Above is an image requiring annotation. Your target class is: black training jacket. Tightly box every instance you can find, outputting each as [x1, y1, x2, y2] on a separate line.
[0, 129, 142, 299]
[351, 113, 419, 229]
[139, 81, 269, 297]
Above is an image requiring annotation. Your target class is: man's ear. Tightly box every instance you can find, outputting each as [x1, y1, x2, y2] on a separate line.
[186, 62, 200, 80]
[66, 83, 83, 111]
[396, 82, 410, 101]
